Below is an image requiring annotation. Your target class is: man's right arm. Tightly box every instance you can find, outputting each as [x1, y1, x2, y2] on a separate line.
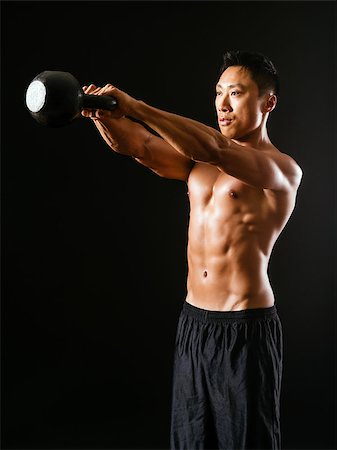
[82, 86, 194, 182]
[93, 115, 194, 182]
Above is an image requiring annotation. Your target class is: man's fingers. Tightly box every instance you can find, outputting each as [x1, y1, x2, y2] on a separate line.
[82, 83, 120, 118]
[81, 108, 111, 119]
[96, 110, 112, 119]
[82, 83, 117, 97]
[81, 109, 96, 117]
[82, 85, 101, 116]
[82, 84, 100, 94]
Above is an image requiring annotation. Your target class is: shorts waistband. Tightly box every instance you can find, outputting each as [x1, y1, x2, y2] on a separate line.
[182, 301, 278, 323]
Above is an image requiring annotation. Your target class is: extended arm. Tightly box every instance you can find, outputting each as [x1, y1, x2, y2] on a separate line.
[85, 84, 302, 190]
[82, 85, 194, 181]
[132, 101, 302, 191]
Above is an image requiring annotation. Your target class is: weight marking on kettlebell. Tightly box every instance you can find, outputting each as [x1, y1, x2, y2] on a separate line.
[26, 80, 46, 113]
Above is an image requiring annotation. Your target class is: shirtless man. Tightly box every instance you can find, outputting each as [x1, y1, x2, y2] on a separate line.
[82, 51, 302, 449]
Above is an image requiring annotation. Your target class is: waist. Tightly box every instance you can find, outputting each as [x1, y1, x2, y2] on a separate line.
[182, 300, 278, 323]
[185, 283, 275, 311]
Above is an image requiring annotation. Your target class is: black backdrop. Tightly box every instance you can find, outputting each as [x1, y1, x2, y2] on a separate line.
[1, 1, 335, 449]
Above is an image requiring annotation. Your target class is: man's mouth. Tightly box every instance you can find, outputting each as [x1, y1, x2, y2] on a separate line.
[219, 117, 233, 126]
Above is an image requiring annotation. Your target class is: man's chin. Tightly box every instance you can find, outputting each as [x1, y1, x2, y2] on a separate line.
[219, 128, 239, 139]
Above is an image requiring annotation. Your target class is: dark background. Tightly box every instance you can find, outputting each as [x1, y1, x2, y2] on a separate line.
[1, 1, 335, 449]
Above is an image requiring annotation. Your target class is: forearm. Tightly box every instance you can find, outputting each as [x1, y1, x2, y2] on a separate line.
[129, 101, 229, 164]
[93, 116, 151, 158]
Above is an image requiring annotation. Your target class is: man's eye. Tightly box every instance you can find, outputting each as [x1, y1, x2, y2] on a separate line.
[216, 91, 222, 96]
[231, 91, 240, 96]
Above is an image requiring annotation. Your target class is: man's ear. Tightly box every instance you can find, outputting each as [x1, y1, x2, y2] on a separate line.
[264, 94, 277, 113]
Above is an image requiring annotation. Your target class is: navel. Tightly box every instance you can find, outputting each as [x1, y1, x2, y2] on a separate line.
[203, 270, 208, 278]
[228, 190, 238, 199]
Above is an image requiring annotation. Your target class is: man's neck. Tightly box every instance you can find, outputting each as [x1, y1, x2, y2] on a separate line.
[232, 121, 272, 150]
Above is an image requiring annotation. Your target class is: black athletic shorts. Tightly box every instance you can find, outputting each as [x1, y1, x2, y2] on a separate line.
[170, 301, 283, 450]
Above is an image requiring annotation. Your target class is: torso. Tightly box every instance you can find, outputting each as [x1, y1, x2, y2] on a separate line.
[185, 161, 297, 311]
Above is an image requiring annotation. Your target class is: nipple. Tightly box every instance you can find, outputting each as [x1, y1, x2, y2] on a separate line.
[229, 190, 238, 199]
[203, 271, 208, 278]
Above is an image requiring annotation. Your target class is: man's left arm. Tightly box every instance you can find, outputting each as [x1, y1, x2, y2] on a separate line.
[133, 101, 302, 191]
[99, 86, 302, 191]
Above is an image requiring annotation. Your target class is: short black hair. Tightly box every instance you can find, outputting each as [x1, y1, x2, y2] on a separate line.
[219, 50, 280, 97]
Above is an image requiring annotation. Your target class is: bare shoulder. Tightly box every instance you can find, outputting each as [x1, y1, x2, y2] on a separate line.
[267, 146, 303, 191]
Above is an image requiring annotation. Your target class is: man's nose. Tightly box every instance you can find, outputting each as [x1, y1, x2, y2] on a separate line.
[218, 94, 232, 112]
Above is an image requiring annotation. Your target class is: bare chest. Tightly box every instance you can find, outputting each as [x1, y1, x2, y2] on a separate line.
[187, 163, 265, 219]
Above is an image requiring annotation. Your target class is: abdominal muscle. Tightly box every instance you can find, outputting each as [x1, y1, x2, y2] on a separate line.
[185, 239, 275, 312]
[184, 164, 281, 312]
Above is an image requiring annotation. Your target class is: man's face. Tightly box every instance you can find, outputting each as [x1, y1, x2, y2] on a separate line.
[215, 65, 268, 140]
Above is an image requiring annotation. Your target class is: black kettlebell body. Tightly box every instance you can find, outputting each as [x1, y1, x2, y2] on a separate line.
[25, 71, 117, 127]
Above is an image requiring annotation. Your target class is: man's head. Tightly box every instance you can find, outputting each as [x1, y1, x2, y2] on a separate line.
[216, 50, 279, 141]
[220, 50, 280, 98]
